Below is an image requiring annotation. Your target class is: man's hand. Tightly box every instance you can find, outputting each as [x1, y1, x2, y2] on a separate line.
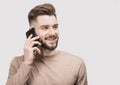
[23, 34, 41, 65]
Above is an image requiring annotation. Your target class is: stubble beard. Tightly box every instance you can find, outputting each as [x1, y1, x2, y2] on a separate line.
[40, 37, 59, 51]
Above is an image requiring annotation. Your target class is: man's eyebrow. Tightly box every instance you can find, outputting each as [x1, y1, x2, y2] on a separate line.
[40, 25, 48, 27]
[54, 24, 59, 26]
[40, 24, 59, 27]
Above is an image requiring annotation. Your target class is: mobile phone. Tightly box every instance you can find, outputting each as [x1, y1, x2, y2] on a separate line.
[26, 27, 37, 38]
[26, 27, 39, 47]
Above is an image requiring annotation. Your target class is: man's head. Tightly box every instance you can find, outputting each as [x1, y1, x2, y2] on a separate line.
[28, 3, 59, 51]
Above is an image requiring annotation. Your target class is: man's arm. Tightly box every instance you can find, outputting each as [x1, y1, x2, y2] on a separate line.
[75, 60, 88, 85]
[6, 34, 41, 85]
[6, 57, 32, 85]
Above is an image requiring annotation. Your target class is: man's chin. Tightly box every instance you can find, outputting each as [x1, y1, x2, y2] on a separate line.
[41, 43, 57, 51]
[41, 38, 59, 51]
[44, 46, 57, 51]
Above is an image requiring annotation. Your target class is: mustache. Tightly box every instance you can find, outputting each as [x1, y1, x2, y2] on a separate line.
[45, 35, 58, 40]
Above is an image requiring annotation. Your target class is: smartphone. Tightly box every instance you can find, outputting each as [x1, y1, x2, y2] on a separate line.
[26, 27, 37, 38]
[26, 27, 39, 47]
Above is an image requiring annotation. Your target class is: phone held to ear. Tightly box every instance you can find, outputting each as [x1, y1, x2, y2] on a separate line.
[26, 27, 37, 38]
[26, 27, 40, 47]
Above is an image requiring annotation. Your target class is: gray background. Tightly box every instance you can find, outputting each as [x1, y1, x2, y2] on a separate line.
[0, 0, 120, 85]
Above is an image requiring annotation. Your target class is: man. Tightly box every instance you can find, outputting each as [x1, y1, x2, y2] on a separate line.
[6, 3, 88, 85]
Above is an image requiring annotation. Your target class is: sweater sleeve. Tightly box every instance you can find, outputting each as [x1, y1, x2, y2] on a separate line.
[6, 57, 33, 85]
[76, 59, 88, 85]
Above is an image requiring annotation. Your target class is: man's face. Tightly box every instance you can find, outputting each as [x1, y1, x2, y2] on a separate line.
[34, 15, 59, 51]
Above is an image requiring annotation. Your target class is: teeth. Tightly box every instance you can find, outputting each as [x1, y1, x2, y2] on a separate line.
[47, 38, 55, 40]
[46, 37, 56, 40]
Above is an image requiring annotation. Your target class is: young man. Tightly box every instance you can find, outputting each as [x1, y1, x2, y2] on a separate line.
[6, 3, 88, 85]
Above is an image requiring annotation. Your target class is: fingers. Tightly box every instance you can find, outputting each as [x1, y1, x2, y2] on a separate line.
[24, 34, 41, 65]
[24, 35, 41, 53]
[32, 47, 41, 54]
[30, 41, 41, 47]
[31, 36, 40, 41]
[27, 34, 33, 40]
[25, 34, 33, 46]
[25, 35, 40, 47]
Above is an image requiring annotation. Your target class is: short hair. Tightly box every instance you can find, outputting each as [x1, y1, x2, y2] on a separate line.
[28, 3, 56, 25]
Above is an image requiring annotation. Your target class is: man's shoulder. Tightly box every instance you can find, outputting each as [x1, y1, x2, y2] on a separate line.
[11, 55, 24, 65]
[58, 50, 84, 64]
[59, 50, 82, 59]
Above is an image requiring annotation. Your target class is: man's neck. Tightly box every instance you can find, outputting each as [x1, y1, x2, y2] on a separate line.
[42, 48, 57, 57]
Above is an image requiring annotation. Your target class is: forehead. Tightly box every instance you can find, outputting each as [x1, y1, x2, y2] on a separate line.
[36, 15, 58, 26]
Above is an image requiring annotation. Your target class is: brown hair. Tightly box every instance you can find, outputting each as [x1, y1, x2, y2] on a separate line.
[28, 3, 56, 25]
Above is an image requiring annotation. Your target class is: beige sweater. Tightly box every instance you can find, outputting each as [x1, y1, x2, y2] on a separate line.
[6, 50, 87, 85]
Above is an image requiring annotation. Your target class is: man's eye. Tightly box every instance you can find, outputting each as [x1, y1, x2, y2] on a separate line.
[53, 25, 58, 30]
[41, 27, 48, 30]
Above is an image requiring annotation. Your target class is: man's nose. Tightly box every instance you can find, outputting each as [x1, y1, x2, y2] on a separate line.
[48, 28, 55, 35]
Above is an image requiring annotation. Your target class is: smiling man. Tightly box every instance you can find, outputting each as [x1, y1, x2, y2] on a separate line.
[6, 3, 88, 85]
[36, 15, 59, 51]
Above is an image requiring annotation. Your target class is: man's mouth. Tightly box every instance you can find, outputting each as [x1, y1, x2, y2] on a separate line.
[45, 36, 57, 43]
[40, 36, 59, 50]
[45, 36, 57, 40]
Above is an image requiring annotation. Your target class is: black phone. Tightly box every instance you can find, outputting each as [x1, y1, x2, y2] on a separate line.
[26, 27, 37, 38]
[26, 27, 39, 47]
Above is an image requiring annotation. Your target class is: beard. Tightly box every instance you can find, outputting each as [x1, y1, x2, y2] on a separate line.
[40, 35, 59, 51]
